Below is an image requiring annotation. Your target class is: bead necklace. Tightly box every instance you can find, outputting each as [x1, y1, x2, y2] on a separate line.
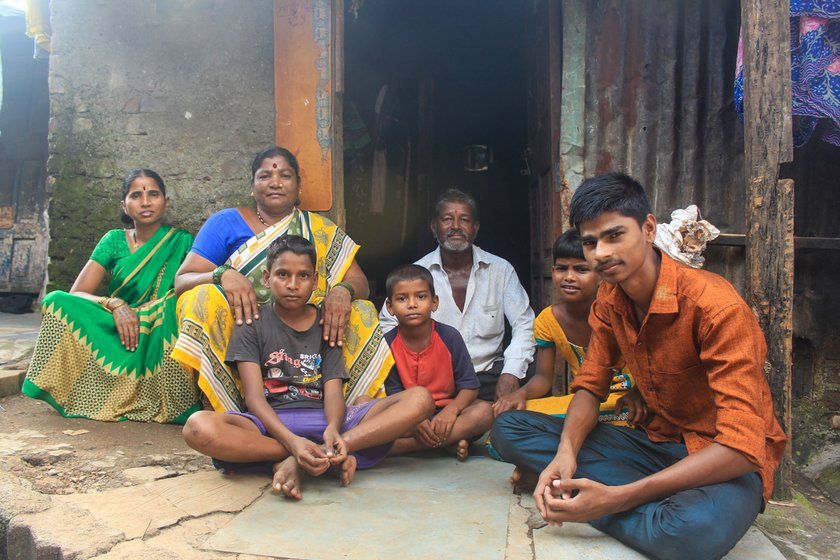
[255, 207, 270, 227]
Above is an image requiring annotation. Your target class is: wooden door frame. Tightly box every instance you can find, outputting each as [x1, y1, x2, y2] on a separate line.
[274, 0, 345, 228]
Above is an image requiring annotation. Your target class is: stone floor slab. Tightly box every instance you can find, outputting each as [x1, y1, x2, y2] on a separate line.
[204, 456, 512, 560]
[0, 368, 25, 398]
[533, 523, 783, 560]
[56, 470, 267, 539]
[348, 454, 513, 493]
[505, 494, 535, 560]
[0, 311, 40, 366]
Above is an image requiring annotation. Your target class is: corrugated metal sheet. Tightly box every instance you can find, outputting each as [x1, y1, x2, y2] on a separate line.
[582, 0, 744, 234]
[576, 0, 840, 359]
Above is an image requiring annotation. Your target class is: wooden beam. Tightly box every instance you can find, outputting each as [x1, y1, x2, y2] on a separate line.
[330, 0, 346, 228]
[710, 233, 840, 250]
[558, 0, 587, 231]
[741, 0, 794, 499]
[274, 0, 334, 212]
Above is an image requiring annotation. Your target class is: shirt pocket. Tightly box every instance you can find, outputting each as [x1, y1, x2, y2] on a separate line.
[476, 304, 503, 339]
[649, 363, 711, 422]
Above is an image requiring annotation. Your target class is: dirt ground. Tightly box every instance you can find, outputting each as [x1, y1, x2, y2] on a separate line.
[0, 394, 215, 496]
[1, 393, 839, 560]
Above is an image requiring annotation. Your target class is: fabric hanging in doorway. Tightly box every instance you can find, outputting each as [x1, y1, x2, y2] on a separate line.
[370, 85, 391, 214]
[25, 0, 50, 57]
[734, 1, 840, 147]
[370, 147, 387, 214]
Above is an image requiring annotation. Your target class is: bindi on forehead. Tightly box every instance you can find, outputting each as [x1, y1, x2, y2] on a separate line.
[272, 163, 277, 168]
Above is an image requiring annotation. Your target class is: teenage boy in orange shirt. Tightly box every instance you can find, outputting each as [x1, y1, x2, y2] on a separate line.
[490, 173, 787, 560]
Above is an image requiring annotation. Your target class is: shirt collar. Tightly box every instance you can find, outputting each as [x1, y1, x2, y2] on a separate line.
[428, 244, 490, 269]
[606, 249, 680, 315]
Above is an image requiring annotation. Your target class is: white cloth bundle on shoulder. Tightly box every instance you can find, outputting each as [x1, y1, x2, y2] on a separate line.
[654, 205, 720, 269]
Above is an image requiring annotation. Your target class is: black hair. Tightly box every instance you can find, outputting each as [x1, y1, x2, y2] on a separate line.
[385, 264, 435, 299]
[120, 168, 166, 225]
[552, 229, 585, 261]
[431, 188, 479, 223]
[568, 173, 651, 230]
[266, 235, 317, 271]
[250, 146, 300, 181]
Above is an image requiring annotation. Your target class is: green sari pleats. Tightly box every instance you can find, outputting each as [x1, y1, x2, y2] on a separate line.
[22, 226, 201, 423]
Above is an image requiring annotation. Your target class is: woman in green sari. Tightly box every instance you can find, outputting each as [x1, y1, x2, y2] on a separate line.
[22, 169, 201, 423]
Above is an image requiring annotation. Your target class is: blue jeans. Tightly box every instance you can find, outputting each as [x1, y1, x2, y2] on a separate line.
[490, 411, 763, 560]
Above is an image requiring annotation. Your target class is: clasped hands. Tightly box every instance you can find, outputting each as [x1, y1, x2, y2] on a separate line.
[287, 427, 348, 477]
[533, 454, 628, 526]
[414, 410, 457, 448]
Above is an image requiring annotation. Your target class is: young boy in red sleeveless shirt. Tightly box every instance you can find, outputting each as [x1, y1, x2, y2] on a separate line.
[383, 264, 494, 461]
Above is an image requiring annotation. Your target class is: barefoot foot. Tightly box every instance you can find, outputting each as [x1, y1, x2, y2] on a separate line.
[509, 466, 538, 492]
[329, 455, 358, 486]
[443, 439, 471, 462]
[456, 439, 469, 461]
[272, 456, 302, 500]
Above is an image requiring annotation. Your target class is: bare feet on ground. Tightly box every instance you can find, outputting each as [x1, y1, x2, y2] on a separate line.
[272, 456, 302, 500]
[456, 439, 469, 461]
[509, 466, 539, 492]
[443, 439, 470, 461]
[332, 455, 357, 486]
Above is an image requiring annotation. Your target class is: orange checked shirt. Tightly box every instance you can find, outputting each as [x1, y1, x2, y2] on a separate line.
[571, 252, 787, 502]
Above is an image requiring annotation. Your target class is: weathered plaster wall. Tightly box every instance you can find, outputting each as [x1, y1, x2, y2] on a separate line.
[47, 0, 275, 289]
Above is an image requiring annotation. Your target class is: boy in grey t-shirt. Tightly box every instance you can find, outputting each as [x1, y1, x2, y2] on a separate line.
[227, 304, 346, 409]
[183, 235, 434, 499]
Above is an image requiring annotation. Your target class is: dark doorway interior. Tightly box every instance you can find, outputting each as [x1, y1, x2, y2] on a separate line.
[0, 11, 49, 307]
[343, 0, 530, 305]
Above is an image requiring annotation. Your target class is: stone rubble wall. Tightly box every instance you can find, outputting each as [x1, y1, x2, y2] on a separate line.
[47, 0, 275, 290]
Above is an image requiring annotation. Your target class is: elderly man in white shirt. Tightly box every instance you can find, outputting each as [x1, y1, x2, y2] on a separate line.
[380, 188, 535, 401]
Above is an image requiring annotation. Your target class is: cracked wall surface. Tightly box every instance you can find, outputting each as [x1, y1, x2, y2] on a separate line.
[47, 0, 275, 290]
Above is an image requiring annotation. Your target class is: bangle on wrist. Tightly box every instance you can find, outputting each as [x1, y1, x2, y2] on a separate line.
[212, 264, 232, 285]
[334, 281, 355, 300]
[109, 299, 127, 312]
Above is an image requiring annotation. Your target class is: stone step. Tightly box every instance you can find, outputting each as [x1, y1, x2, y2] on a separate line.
[0, 369, 25, 399]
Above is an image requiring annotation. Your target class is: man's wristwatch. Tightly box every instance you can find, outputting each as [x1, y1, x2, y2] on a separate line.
[212, 264, 232, 285]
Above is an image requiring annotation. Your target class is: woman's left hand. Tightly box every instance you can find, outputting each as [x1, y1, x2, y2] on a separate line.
[321, 285, 352, 347]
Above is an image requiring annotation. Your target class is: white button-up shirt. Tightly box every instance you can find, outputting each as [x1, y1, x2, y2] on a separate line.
[379, 245, 535, 378]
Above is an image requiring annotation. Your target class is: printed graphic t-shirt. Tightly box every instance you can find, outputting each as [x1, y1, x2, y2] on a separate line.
[226, 304, 348, 409]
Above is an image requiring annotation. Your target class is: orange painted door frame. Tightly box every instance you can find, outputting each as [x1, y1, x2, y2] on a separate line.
[274, 0, 345, 224]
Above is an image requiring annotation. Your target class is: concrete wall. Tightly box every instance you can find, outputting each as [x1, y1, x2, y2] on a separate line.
[47, 0, 275, 289]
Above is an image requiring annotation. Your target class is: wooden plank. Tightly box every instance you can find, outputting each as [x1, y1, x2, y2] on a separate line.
[328, 0, 345, 228]
[710, 233, 840, 250]
[749, 178, 794, 500]
[0, 207, 13, 229]
[415, 79, 435, 257]
[525, 0, 564, 309]
[741, 0, 794, 499]
[558, 0, 587, 230]
[274, 0, 333, 211]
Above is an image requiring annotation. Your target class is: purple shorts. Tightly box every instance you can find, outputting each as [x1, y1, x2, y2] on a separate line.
[224, 399, 392, 471]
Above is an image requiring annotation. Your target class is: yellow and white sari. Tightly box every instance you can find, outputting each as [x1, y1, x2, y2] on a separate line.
[171, 209, 393, 412]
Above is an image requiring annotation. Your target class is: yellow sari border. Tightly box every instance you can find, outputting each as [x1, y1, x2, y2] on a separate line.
[173, 210, 390, 412]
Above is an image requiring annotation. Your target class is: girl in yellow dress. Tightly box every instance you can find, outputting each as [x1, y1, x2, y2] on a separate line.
[492, 229, 640, 424]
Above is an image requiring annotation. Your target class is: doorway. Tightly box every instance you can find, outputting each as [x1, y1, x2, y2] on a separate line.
[0, 9, 49, 309]
[342, 0, 532, 306]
